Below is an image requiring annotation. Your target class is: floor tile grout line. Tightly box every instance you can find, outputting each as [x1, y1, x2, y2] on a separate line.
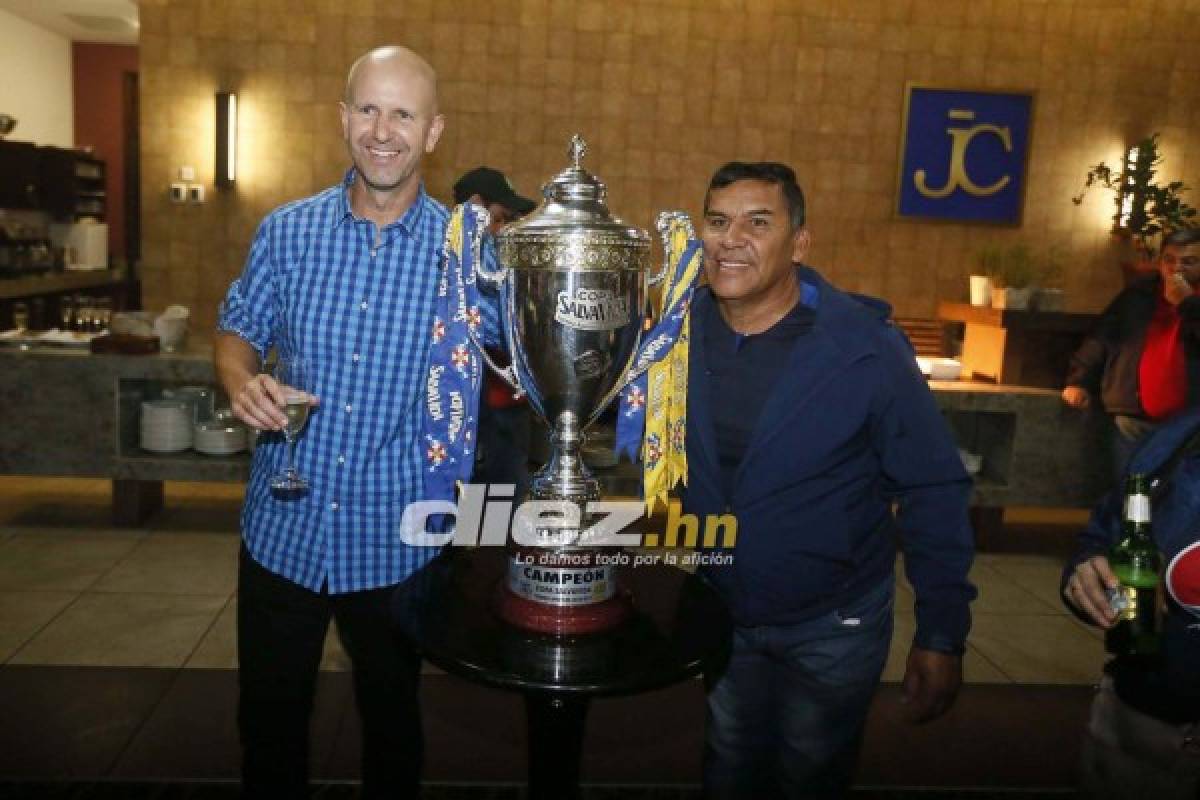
[972, 561, 1065, 615]
[965, 641, 1015, 684]
[2, 591, 88, 667]
[182, 593, 237, 669]
[102, 665, 189, 779]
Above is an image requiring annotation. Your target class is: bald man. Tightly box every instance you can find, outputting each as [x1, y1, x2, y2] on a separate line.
[215, 46, 502, 797]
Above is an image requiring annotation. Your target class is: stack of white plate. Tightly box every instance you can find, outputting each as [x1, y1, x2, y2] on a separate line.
[140, 400, 193, 453]
[915, 356, 963, 381]
[162, 385, 215, 424]
[194, 409, 248, 455]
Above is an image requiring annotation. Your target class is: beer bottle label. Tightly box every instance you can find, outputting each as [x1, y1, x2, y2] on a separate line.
[1123, 494, 1150, 524]
[1111, 585, 1138, 621]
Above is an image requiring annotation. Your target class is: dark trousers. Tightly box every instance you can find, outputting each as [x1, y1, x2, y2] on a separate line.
[237, 546, 423, 798]
[703, 579, 894, 799]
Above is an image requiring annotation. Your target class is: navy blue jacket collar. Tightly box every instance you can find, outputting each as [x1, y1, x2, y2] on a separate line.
[688, 265, 894, 496]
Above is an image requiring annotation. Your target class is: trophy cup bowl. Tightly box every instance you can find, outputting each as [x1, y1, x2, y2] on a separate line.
[476, 135, 657, 635]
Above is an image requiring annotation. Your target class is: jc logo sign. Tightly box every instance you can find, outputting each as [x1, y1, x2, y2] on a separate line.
[914, 109, 1013, 199]
[896, 87, 1032, 224]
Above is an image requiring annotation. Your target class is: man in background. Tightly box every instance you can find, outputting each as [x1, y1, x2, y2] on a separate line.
[1063, 229, 1200, 476]
[453, 167, 537, 498]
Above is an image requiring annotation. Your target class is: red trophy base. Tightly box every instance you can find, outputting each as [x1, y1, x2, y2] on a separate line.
[495, 582, 633, 635]
[494, 546, 632, 635]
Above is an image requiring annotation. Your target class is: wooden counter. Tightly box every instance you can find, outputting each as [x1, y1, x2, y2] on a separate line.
[0, 344, 1112, 526]
[0, 269, 128, 301]
[938, 302, 1098, 389]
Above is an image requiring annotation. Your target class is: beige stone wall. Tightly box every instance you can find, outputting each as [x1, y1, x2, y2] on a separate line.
[139, 0, 1200, 335]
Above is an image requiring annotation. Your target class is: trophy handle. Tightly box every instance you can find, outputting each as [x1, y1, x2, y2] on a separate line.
[602, 210, 697, 401]
[462, 202, 526, 399]
[585, 329, 643, 429]
[466, 267, 528, 402]
[473, 244, 508, 289]
[648, 210, 695, 288]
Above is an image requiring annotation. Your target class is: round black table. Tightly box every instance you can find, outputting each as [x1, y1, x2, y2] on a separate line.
[391, 548, 732, 800]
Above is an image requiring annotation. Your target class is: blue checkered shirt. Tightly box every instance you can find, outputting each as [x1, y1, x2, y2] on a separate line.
[217, 170, 502, 593]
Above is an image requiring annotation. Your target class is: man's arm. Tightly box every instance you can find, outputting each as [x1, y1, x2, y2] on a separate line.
[872, 326, 976, 723]
[1061, 473, 1125, 628]
[1063, 290, 1129, 401]
[1175, 293, 1200, 343]
[214, 332, 289, 432]
[214, 216, 300, 431]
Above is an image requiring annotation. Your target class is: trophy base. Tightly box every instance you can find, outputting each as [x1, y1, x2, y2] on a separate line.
[495, 582, 633, 635]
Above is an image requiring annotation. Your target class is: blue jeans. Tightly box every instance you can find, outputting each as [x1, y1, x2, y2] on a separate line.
[704, 579, 894, 799]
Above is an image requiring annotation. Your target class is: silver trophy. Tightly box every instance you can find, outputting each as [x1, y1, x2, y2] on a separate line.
[475, 135, 676, 634]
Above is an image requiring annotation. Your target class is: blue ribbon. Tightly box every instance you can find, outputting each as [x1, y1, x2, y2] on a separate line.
[614, 239, 703, 464]
[420, 206, 487, 505]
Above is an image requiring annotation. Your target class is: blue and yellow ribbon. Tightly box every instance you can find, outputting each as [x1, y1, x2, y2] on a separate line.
[615, 213, 703, 513]
[420, 204, 487, 505]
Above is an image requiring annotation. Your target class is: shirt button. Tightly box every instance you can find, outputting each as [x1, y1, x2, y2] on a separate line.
[330, 501, 339, 511]
[345, 404, 353, 413]
[360, 301, 368, 310]
[337, 454, 346, 465]
[352, 353, 360, 362]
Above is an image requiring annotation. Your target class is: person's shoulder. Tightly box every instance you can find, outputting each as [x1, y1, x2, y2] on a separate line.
[805, 266, 894, 333]
[416, 189, 452, 231]
[804, 266, 918, 368]
[260, 184, 344, 233]
[1109, 275, 1160, 305]
[1129, 407, 1200, 474]
[423, 191, 451, 220]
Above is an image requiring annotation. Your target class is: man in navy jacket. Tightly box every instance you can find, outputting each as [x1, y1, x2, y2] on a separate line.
[687, 162, 976, 798]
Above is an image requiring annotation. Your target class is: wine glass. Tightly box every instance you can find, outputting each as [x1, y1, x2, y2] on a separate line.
[75, 297, 92, 333]
[97, 298, 112, 331]
[270, 356, 313, 492]
[12, 302, 28, 332]
[59, 297, 73, 332]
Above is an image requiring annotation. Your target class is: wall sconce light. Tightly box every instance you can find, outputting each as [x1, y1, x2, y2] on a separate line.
[215, 92, 237, 188]
[1116, 143, 1139, 229]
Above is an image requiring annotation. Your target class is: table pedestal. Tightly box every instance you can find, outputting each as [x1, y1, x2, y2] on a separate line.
[392, 549, 732, 797]
[526, 693, 590, 800]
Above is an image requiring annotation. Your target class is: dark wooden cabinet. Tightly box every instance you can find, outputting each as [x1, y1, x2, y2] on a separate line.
[0, 142, 107, 222]
[37, 147, 107, 222]
[0, 140, 41, 210]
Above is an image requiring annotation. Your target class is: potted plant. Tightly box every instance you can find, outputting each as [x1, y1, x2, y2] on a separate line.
[971, 245, 1001, 307]
[1072, 133, 1198, 281]
[1034, 247, 1065, 311]
[984, 244, 1037, 310]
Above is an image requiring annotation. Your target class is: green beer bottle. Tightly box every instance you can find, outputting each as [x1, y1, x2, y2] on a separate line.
[1105, 473, 1161, 657]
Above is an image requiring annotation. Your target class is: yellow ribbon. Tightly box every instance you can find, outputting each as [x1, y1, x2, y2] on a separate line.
[643, 218, 702, 514]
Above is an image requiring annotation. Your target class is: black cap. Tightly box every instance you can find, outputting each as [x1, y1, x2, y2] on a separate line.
[452, 167, 536, 216]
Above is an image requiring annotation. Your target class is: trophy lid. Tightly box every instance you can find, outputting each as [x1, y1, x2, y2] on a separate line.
[497, 135, 649, 270]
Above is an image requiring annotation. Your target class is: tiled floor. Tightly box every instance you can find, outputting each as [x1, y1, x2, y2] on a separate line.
[0, 477, 1102, 685]
[0, 477, 1100, 792]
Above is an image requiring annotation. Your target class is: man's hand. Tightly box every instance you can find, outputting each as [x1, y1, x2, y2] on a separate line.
[1164, 271, 1194, 306]
[1063, 555, 1118, 628]
[230, 373, 316, 432]
[900, 646, 962, 724]
[1061, 386, 1090, 408]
